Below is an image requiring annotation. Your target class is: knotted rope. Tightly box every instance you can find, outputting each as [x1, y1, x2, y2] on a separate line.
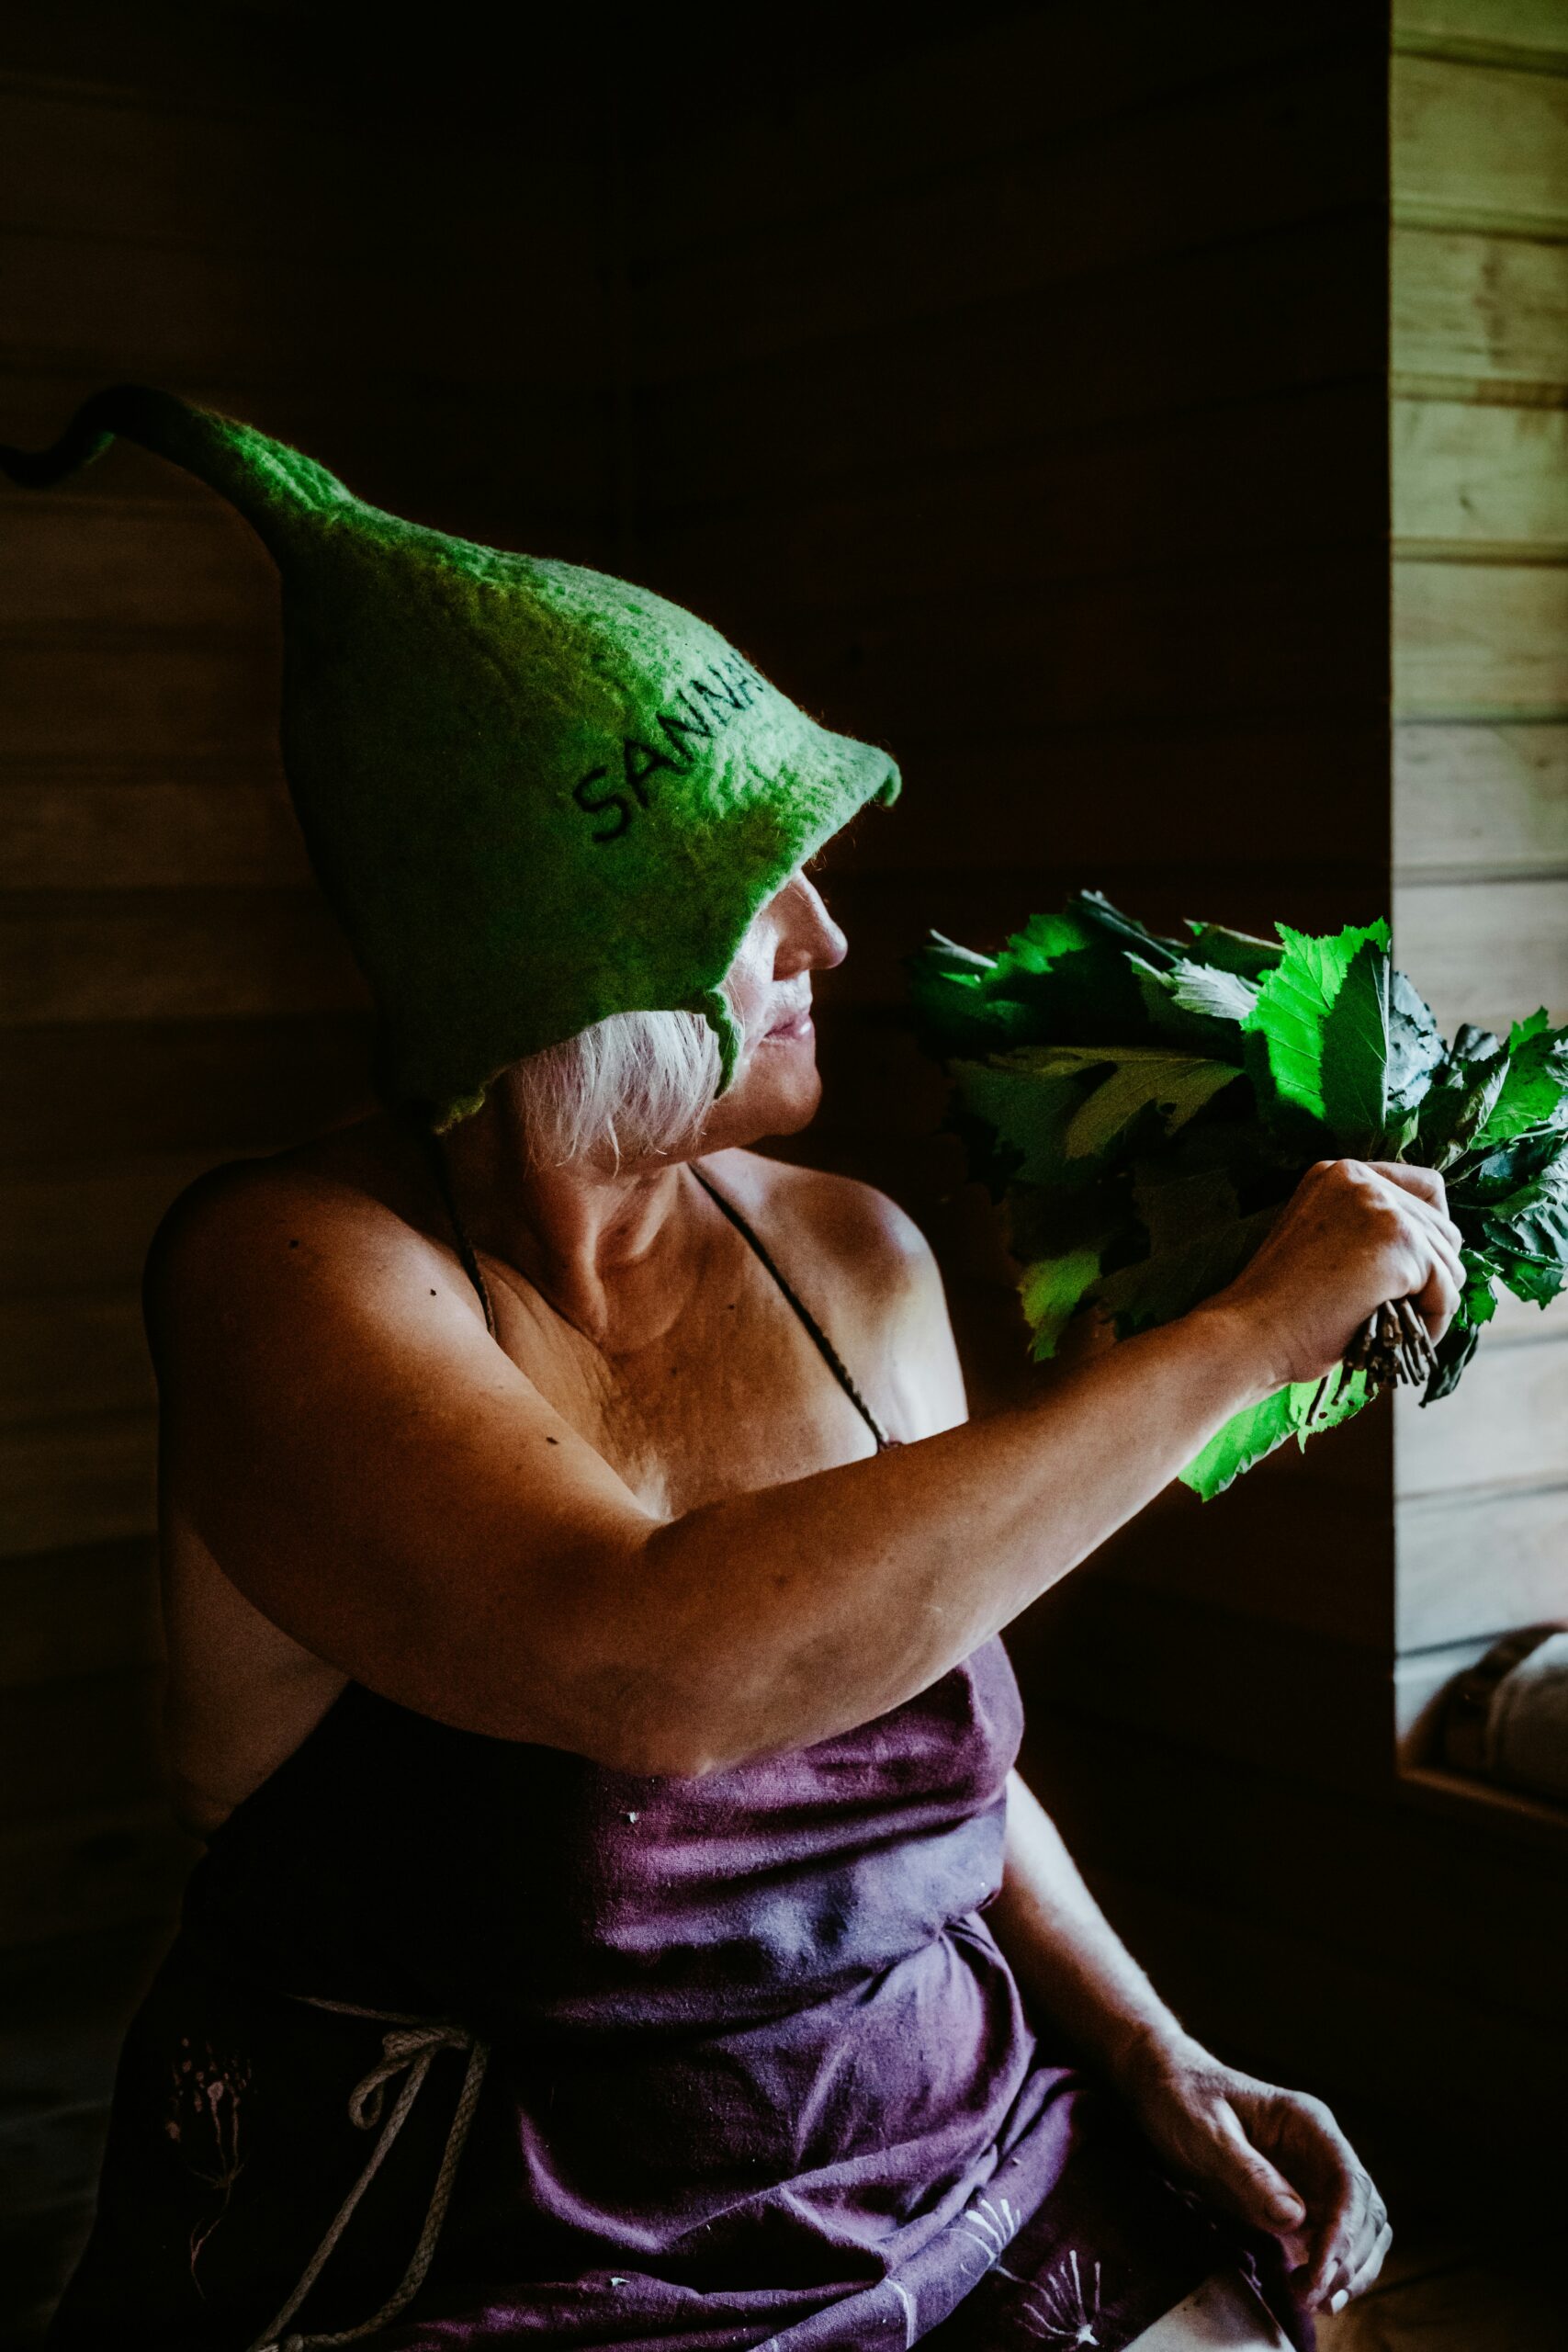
[247, 1998, 490, 2352]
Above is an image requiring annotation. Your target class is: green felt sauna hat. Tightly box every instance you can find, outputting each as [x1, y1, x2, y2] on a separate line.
[0, 385, 900, 1128]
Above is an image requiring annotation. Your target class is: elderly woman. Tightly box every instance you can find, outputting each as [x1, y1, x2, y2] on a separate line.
[13, 393, 1462, 2352]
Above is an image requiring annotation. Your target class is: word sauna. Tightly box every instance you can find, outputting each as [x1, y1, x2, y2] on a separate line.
[572, 654, 771, 843]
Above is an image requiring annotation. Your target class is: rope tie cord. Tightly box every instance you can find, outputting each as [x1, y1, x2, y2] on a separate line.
[246, 1998, 491, 2352]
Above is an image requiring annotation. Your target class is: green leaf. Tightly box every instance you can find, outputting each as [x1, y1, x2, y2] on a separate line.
[1450, 1022, 1504, 1065]
[1043, 1045, 1243, 1160]
[1018, 1250, 1105, 1361]
[979, 906, 1151, 1047]
[947, 1057, 1089, 1188]
[1387, 970, 1447, 1114]
[1095, 1201, 1275, 1336]
[1416, 1045, 1510, 1172]
[1450, 1125, 1568, 1206]
[1319, 935, 1392, 1154]
[1129, 955, 1259, 1057]
[1241, 919, 1389, 1136]
[1179, 1363, 1374, 1499]
[1422, 1316, 1483, 1405]
[1476, 1008, 1568, 1146]
[1179, 1386, 1299, 1498]
[1181, 920, 1284, 982]
[1454, 1129, 1568, 1310]
[1458, 1251, 1499, 1329]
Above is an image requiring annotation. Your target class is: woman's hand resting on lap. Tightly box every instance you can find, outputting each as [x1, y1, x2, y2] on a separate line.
[1117, 2037, 1391, 2313]
[1206, 1158, 1465, 1395]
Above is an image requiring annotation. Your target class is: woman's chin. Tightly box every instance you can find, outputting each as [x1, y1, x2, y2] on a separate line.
[705, 1041, 823, 1148]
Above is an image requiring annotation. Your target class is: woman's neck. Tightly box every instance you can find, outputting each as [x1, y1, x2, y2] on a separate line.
[425, 1091, 705, 1351]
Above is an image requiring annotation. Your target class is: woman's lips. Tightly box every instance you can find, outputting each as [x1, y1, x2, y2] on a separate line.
[763, 1007, 814, 1043]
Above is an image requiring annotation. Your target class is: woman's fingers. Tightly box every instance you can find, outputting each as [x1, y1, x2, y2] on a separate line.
[1307, 2162, 1386, 2308]
[1364, 1162, 1461, 1245]
[1208, 2100, 1306, 2231]
[1336, 2217, 1394, 2309]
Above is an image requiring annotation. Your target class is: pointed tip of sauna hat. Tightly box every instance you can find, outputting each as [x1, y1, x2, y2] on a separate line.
[1, 386, 902, 1128]
[0, 383, 357, 553]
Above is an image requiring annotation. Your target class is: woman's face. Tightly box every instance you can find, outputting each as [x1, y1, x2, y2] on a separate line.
[699, 866, 848, 1152]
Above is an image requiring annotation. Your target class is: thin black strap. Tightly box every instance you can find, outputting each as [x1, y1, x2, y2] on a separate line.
[410, 1119, 498, 1339]
[688, 1164, 897, 1452]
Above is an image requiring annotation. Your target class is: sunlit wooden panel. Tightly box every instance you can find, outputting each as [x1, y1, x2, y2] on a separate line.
[1398, 1485, 1568, 1649]
[1394, 1334, 1568, 1497]
[1392, 227, 1568, 389]
[1393, 558, 1568, 716]
[1393, 56, 1568, 232]
[1393, 875, 1568, 1030]
[1393, 722, 1568, 876]
[1393, 400, 1568, 548]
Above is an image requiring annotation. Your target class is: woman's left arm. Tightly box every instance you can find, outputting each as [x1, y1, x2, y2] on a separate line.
[988, 1769, 1391, 2316]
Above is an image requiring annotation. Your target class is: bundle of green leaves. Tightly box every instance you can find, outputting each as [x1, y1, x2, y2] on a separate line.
[909, 890, 1568, 1498]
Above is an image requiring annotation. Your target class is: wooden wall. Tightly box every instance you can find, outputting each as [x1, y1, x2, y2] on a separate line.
[6, 3, 1567, 2338]
[1389, 2, 1568, 1710]
[627, 0, 1568, 2200]
[0, 7, 615, 2333]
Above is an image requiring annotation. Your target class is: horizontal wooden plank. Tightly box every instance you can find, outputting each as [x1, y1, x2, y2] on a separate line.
[0, 83, 595, 291]
[1398, 1483, 1568, 1648]
[0, 1540, 160, 1690]
[0, 1414, 155, 1557]
[644, 214, 1386, 529]
[646, 10, 1386, 266]
[635, 51, 1386, 388]
[724, 551, 1388, 752]
[1393, 720, 1568, 876]
[1393, 1333, 1568, 1497]
[0, 367, 615, 540]
[1393, 556, 1568, 715]
[1021, 1709, 1568, 2025]
[0, 1668, 166, 1828]
[1393, 54, 1568, 234]
[651, 382, 1386, 614]
[0, 1799, 196, 1951]
[0, 1152, 224, 1291]
[0, 494, 274, 629]
[0, 1012, 376, 1163]
[1394, 0, 1568, 64]
[1393, 875, 1568, 1029]
[0, 770, 311, 889]
[0, 631, 276, 760]
[0, 212, 605, 390]
[1392, 224, 1568, 391]
[1008, 1577, 1394, 1790]
[1087, 1861, 1568, 2148]
[0, 890, 367, 1024]
[0, 1290, 151, 1425]
[1393, 399, 1568, 547]
[1071, 1472, 1395, 1649]
[0, 81, 375, 259]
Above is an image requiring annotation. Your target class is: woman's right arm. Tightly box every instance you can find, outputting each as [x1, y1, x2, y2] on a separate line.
[149, 1157, 1462, 1776]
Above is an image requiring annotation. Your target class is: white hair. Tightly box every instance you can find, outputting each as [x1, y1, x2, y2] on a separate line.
[511, 1004, 728, 1171]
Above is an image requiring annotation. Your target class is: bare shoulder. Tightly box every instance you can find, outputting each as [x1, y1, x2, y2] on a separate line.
[703, 1150, 967, 1436]
[141, 1121, 461, 1376]
[705, 1149, 937, 1303]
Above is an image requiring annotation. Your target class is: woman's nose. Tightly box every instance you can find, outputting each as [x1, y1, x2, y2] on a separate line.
[779, 874, 848, 974]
